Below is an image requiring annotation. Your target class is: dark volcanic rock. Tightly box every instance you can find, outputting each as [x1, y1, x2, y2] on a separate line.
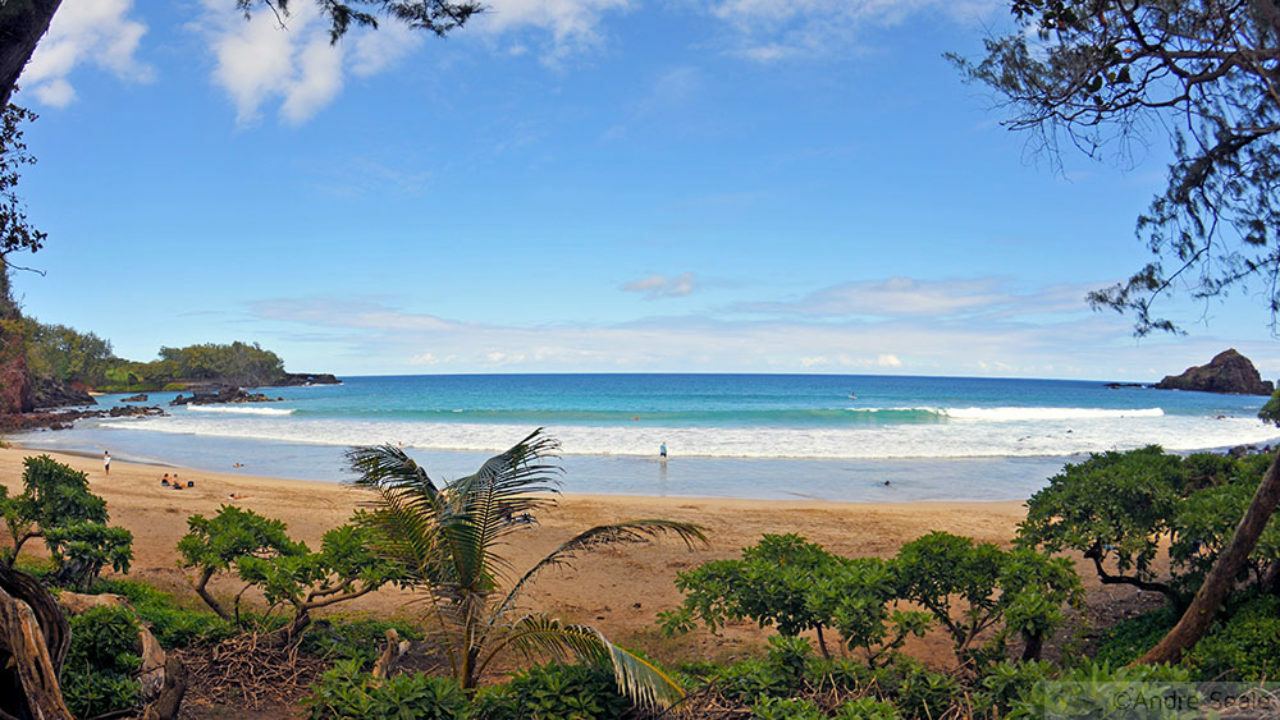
[121, 393, 149, 402]
[0, 405, 164, 433]
[1154, 349, 1275, 395]
[32, 377, 96, 409]
[1105, 382, 1146, 389]
[171, 386, 283, 406]
[277, 372, 340, 387]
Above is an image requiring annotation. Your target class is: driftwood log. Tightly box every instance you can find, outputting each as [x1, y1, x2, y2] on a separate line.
[0, 563, 73, 720]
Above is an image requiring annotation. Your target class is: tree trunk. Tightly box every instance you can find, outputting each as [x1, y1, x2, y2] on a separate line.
[0, 564, 73, 720]
[140, 655, 187, 720]
[192, 568, 230, 621]
[1135, 450, 1280, 665]
[0, 0, 64, 107]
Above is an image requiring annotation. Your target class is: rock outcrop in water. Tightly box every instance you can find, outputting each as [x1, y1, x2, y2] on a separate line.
[171, 386, 284, 406]
[32, 377, 95, 409]
[1154, 349, 1275, 395]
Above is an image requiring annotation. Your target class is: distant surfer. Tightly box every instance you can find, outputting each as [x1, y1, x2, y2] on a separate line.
[659, 442, 668, 461]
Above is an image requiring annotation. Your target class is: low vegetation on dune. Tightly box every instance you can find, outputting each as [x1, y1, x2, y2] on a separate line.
[1, 439, 1279, 719]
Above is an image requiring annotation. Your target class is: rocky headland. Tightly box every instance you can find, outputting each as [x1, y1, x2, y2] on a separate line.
[1154, 349, 1275, 395]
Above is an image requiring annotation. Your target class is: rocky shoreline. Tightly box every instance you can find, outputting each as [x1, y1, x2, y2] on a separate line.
[1106, 349, 1276, 396]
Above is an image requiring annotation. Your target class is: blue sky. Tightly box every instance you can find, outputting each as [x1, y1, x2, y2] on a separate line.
[8, 0, 1280, 380]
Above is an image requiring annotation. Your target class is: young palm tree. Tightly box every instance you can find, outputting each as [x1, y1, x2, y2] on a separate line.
[346, 429, 706, 712]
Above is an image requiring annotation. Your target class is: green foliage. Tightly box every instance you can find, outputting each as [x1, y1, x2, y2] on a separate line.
[750, 697, 827, 720]
[975, 660, 1054, 717]
[0, 102, 46, 256]
[1261, 389, 1280, 426]
[670, 531, 1078, 668]
[1004, 661, 1193, 720]
[44, 521, 133, 591]
[665, 535, 929, 663]
[836, 697, 900, 720]
[1092, 607, 1177, 667]
[23, 318, 115, 388]
[304, 660, 471, 720]
[89, 578, 234, 648]
[178, 504, 303, 574]
[180, 506, 400, 636]
[706, 636, 814, 704]
[61, 605, 143, 718]
[1, 456, 131, 590]
[1019, 447, 1184, 595]
[476, 662, 632, 720]
[157, 341, 286, 385]
[1185, 593, 1280, 681]
[235, 523, 403, 614]
[299, 617, 424, 670]
[1170, 457, 1280, 592]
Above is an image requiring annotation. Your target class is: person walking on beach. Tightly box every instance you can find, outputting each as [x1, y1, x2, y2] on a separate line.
[659, 442, 668, 460]
[103, 451, 111, 475]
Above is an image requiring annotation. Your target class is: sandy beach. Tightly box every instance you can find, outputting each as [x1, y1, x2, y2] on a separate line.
[0, 445, 1134, 668]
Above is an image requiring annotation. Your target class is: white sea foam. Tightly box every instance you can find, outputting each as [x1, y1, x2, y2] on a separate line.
[96, 412, 1280, 460]
[185, 406, 296, 417]
[940, 407, 1165, 421]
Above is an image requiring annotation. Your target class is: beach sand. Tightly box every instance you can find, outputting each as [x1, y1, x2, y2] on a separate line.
[0, 446, 1144, 671]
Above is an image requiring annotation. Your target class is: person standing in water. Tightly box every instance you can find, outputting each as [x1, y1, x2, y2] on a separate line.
[103, 451, 111, 475]
[659, 442, 668, 460]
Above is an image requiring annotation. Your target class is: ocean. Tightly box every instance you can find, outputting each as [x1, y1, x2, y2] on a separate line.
[13, 374, 1280, 502]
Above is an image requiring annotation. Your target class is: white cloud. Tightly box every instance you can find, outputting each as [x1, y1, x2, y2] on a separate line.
[200, 0, 346, 125]
[351, 20, 422, 77]
[622, 272, 698, 299]
[740, 277, 1096, 320]
[877, 353, 902, 368]
[701, 0, 1002, 62]
[476, 0, 630, 63]
[21, 0, 152, 107]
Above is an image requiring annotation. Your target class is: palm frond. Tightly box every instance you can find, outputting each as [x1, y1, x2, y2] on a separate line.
[440, 428, 563, 591]
[487, 613, 686, 711]
[489, 519, 707, 625]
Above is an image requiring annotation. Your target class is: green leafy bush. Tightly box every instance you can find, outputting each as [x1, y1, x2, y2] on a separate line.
[304, 660, 470, 720]
[61, 605, 143, 718]
[1, 456, 131, 590]
[1092, 607, 1177, 667]
[836, 697, 901, 720]
[89, 578, 233, 648]
[1018, 446, 1185, 605]
[1004, 661, 1192, 720]
[476, 662, 631, 720]
[1185, 593, 1280, 681]
[751, 696, 828, 720]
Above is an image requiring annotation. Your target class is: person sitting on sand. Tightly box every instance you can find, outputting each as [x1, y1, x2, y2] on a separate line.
[161, 474, 170, 487]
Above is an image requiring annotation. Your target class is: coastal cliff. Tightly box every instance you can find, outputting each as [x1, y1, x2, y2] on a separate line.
[1154, 349, 1275, 395]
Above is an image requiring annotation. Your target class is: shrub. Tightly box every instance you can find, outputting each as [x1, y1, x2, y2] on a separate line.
[61, 605, 143, 718]
[751, 697, 827, 720]
[1004, 661, 1192, 720]
[836, 697, 901, 720]
[1018, 446, 1185, 604]
[305, 660, 471, 720]
[476, 662, 631, 720]
[89, 578, 234, 648]
[1092, 607, 1177, 667]
[1185, 593, 1280, 681]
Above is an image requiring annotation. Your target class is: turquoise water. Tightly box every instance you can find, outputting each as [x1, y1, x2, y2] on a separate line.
[15, 374, 1279, 501]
